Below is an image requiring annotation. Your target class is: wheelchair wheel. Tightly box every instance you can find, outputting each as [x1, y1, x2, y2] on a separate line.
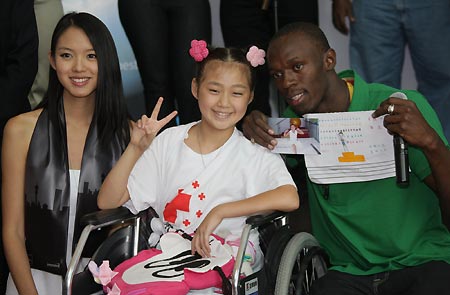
[274, 232, 327, 295]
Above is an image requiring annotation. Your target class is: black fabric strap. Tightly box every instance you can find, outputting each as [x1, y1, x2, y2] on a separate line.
[24, 101, 123, 275]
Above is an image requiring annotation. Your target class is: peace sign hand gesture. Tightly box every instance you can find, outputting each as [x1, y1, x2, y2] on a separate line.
[131, 97, 178, 152]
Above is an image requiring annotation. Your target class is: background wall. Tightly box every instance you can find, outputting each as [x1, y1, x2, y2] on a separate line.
[62, 0, 417, 118]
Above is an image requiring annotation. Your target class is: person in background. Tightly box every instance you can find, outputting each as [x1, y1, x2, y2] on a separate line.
[28, 0, 64, 109]
[0, 0, 38, 292]
[118, 0, 212, 128]
[242, 22, 450, 294]
[332, 0, 450, 141]
[2, 12, 130, 295]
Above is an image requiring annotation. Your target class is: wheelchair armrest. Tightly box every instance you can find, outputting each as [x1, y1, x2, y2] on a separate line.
[65, 207, 140, 295]
[80, 207, 136, 228]
[245, 211, 286, 227]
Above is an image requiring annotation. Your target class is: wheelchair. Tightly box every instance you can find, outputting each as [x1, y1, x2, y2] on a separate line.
[63, 207, 328, 295]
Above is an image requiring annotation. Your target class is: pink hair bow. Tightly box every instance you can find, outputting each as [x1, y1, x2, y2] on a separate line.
[189, 39, 209, 62]
[246, 46, 266, 67]
[88, 260, 119, 286]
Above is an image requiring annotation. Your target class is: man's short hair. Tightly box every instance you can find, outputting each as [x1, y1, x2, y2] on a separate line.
[270, 22, 331, 53]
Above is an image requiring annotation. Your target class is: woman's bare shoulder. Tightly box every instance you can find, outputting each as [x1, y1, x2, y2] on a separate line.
[3, 109, 43, 145]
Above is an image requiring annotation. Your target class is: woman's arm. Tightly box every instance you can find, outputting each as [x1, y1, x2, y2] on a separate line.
[2, 113, 39, 295]
[98, 97, 177, 209]
[192, 184, 299, 257]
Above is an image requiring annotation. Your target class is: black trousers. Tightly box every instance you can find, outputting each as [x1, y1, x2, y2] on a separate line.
[118, 0, 211, 125]
[220, 0, 318, 118]
[311, 261, 450, 295]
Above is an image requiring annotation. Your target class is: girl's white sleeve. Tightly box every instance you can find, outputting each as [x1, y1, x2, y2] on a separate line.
[125, 140, 162, 214]
[246, 148, 297, 197]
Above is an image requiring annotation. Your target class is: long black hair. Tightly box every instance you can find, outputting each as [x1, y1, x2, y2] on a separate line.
[41, 12, 130, 148]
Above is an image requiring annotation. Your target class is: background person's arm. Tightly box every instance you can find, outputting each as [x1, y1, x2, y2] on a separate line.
[0, 0, 37, 132]
[331, 0, 355, 35]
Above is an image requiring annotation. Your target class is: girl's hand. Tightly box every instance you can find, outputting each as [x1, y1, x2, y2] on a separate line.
[191, 206, 224, 257]
[131, 97, 177, 151]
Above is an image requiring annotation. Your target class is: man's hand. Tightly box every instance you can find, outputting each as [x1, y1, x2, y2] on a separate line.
[242, 110, 278, 150]
[332, 0, 355, 35]
[373, 95, 450, 227]
[372, 97, 440, 151]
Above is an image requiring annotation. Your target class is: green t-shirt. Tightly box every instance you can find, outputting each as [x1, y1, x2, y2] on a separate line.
[285, 70, 450, 275]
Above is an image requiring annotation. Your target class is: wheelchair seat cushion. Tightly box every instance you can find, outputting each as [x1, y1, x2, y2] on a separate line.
[100, 232, 235, 294]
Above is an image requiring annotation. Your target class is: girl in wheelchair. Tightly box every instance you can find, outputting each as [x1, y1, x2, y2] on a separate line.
[97, 42, 300, 294]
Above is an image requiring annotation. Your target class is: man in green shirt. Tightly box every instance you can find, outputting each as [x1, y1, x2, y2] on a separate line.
[243, 22, 450, 294]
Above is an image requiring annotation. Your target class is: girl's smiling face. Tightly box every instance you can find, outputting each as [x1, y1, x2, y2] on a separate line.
[192, 60, 254, 133]
[50, 26, 98, 101]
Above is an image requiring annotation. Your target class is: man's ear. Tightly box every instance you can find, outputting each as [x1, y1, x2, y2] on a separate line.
[323, 48, 336, 71]
[49, 51, 56, 70]
[191, 78, 199, 100]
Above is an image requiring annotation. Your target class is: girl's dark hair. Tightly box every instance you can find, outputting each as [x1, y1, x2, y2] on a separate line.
[194, 47, 257, 92]
[41, 12, 130, 148]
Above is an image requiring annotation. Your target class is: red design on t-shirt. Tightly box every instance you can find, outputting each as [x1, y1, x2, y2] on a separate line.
[198, 193, 206, 201]
[163, 189, 192, 223]
[183, 219, 191, 227]
[196, 210, 202, 218]
[192, 180, 200, 189]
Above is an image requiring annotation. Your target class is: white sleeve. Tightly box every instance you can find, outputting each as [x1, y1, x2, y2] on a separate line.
[264, 152, 296, 189]
[246, 148, 296, 197]
[126, 139, 162, 214]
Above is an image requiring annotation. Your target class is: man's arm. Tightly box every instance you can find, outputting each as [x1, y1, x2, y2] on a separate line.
[422, 139, 450, 228]
[373, 97, 450, 228]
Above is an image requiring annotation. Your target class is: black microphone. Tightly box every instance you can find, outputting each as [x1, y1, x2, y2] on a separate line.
[390, 92, 409, 186]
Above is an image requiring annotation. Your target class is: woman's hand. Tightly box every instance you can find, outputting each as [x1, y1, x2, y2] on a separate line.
[131, 97, 177, 151]
[191, 206, 224, 257]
